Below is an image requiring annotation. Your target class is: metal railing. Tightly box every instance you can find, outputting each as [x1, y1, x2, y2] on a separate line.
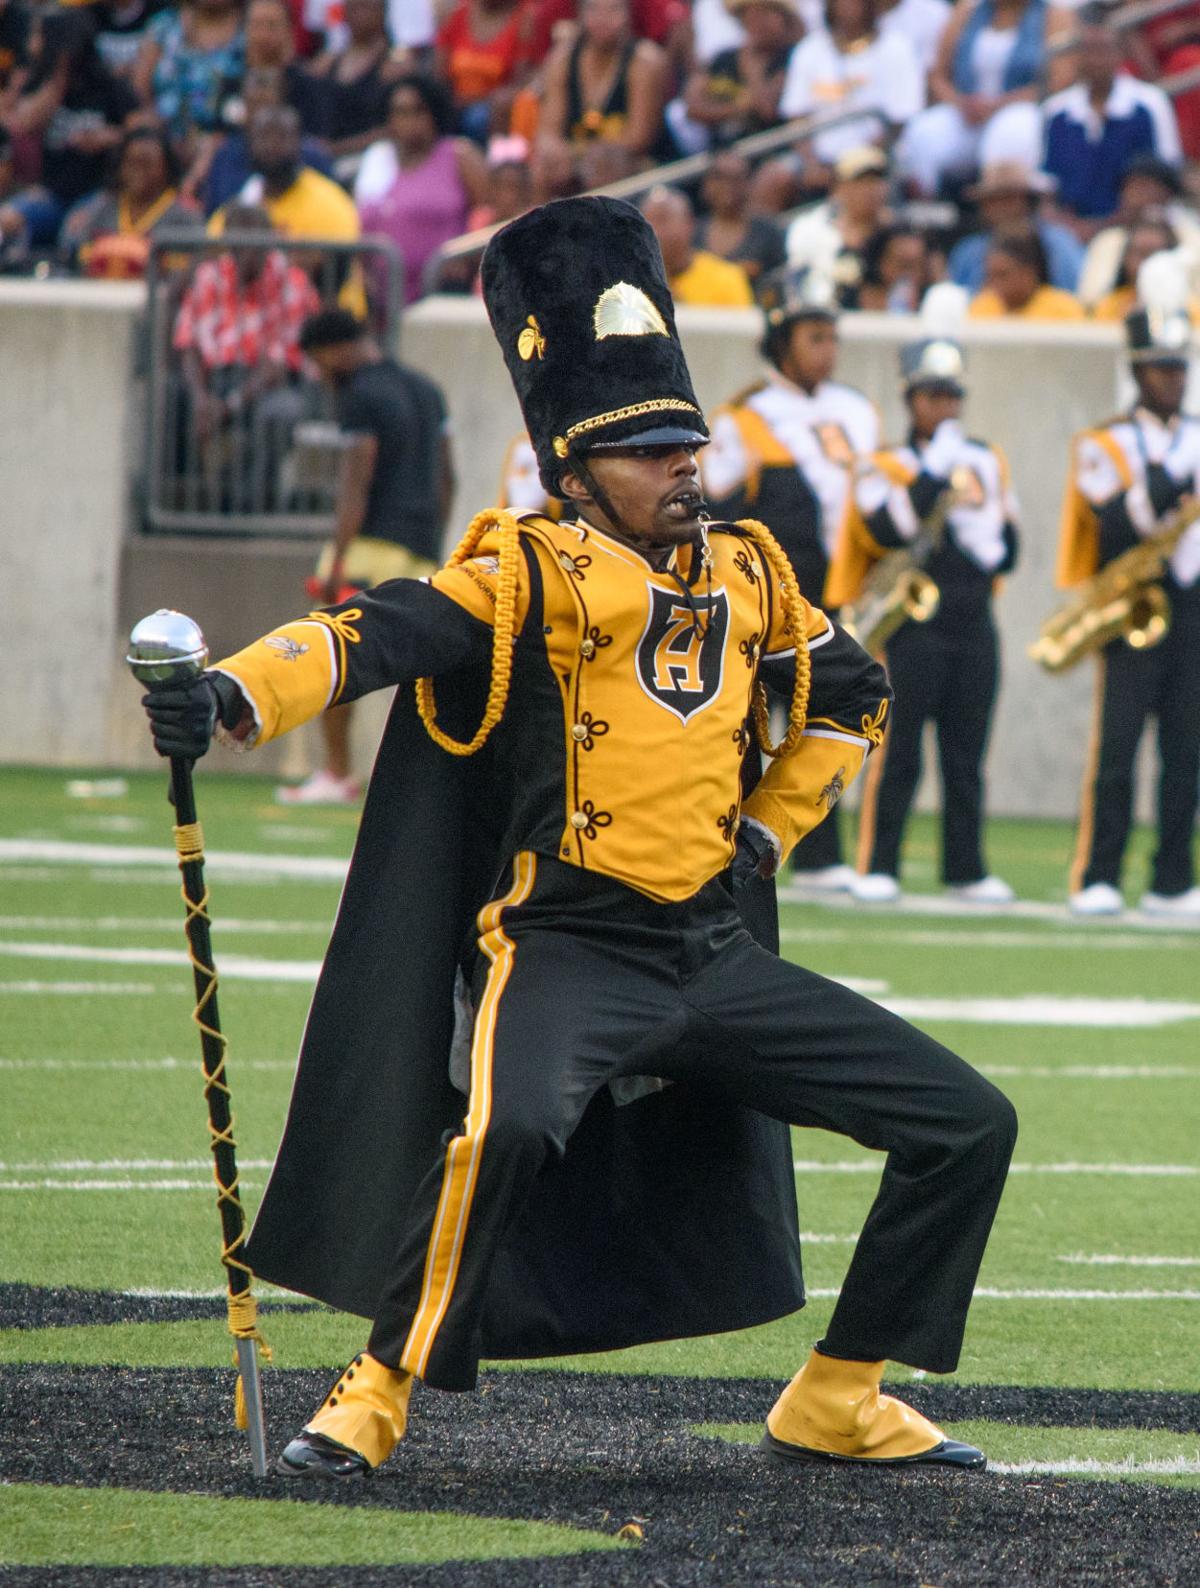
[141, 231, 402, 538]
[426, 102, 884, 287]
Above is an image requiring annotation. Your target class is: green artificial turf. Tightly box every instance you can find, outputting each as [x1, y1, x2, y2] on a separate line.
[0, 1484, 628, 1566]
[2, 761, 1199, 1575]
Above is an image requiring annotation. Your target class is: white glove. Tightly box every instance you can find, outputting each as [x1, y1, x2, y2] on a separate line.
[1163, 426, 1200, 494]
[921, 419, 967, 480]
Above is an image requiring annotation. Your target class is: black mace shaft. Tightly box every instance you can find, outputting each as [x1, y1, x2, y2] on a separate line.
[128, 610, 269, 1479]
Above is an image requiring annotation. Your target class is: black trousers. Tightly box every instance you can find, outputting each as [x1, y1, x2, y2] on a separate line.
[368, 855, 1016, 1390]
[1076, 588, 1200, 896]
[865, 602, 1000, 884]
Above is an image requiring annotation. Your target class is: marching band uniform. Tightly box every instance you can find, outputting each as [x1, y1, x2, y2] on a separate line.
[830, 339, 1019, 904]
[1058, 305, 1200, 917]
[702, 268, 879, 887]
[145, 198, 1014, 1478]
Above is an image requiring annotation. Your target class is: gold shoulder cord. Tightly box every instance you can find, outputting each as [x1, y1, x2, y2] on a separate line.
[171, 819, 270, 1427]
[416, 507, 523, 755]
[736, 518, 812, 758]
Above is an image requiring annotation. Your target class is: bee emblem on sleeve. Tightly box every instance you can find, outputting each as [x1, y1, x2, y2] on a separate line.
[264, 636, 310, 662]
[818, 766, 846, 810]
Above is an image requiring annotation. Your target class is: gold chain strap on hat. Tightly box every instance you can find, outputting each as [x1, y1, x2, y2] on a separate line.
[737, 518, 811, 758]
[416, 508, 522, 755]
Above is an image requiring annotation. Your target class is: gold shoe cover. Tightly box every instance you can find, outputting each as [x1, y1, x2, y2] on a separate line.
[304, 1353, 413, 1468]
[766, 1349, 945, 1461]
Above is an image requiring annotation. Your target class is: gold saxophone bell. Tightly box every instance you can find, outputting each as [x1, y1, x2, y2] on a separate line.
[1124, 585, 1170, 651]
[904, 574, 940, 623]
[1030, 498, 1198, 673]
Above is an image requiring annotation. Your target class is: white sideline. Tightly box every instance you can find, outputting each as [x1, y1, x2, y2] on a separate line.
[878, 995, 1200, 1027]
[780, 926, 1200, 952]
[779, 883, 1200, 931]
[798, 1286, 1200, 1300]
[0, 1056, 294, 1071]
[0, 941, 322, 982]
[7, 942, 1200, 1029]
[794, 1159, 1199, 1175]
[992, 1459, 1200, 1477]
[1058, 1254, 1200, 1267]
[0, 838, 348, 881]
[0, 915, 325, 935]
[0, 981, 155, 995]
[981, 1065, 1193, 1079]
[4, 838, 1198, 931]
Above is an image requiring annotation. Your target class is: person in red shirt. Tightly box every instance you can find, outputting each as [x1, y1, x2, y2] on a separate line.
[172, 203, 320, 505]
[437, 0, 540, 141]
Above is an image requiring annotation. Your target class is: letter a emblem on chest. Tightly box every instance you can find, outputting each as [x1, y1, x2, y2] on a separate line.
[635, 583, 730, 723]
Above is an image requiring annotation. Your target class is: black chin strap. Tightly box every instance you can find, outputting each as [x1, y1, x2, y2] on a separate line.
[569, 453, 639, 549]
[570, 452, 715, 639]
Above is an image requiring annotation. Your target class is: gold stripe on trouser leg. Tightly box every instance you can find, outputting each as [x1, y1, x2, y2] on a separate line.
[854, 729, 888, 875]
[1068, 653, 1106, 894]
[401, 851, 538, 1379]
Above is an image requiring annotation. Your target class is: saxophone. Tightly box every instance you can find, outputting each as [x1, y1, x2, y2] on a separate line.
[1029, 496, 1200, 674]
[839, 464, 976, 653]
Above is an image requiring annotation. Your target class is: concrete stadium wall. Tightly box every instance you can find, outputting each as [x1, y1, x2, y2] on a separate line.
[0, 284, 1166, 823]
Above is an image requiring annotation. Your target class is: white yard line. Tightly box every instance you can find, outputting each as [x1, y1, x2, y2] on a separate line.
[0, 838, 348, 882]
[878, 995, 1200, 1027]
[0, 1157, 275, 1171]
[0, 1056, 294, 1071]
[981, 1065, 1194, 1079]
[778, 885, 1200, 931]
[0, 1179, 265, 1192]
[0, 941, 322, 983]
[780, 926, 1199, 952]
[10, 945, 1200, 1028]
[992, 1459, 1200, 1477]
[801, 1286, 1200, 1301]
[794, 1159, 1199, 1176]
[0, 981, 155, 995]
[1057, 1254, 1200, 1268]
[0, 915, 325, 936]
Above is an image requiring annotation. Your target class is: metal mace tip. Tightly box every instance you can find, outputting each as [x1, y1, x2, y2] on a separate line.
[126, 609, 209, 686]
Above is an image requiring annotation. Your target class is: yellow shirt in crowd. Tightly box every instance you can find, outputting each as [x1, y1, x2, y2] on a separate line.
[967, 285, 1087, 322]
[209, 169, 366, 314]
[670, 249, 755, 308]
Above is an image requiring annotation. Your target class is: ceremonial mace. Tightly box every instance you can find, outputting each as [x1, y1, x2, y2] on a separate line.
[127, 610, 269, 1479]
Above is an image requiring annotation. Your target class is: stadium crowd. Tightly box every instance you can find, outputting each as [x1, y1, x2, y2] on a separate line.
[0, 0, 1195, 317]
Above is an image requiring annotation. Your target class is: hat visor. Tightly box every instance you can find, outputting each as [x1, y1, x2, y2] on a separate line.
[1130, 351, 1190, 367]
[906, 377, 965, 397]
[585, 424, 710, 452]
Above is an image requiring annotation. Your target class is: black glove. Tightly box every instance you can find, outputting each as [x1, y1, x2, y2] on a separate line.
[730, 819, 774, 889]
[141, 672, 242, 760]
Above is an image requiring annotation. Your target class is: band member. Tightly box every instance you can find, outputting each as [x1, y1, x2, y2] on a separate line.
[830, 337, 1019, 904]
[1058, 300, 1200, 918]
[702, 265, 879, 889]
[141, 197, 1015, 1479]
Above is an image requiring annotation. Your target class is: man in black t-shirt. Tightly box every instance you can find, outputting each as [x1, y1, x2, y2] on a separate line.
[277, 308, 455, 805]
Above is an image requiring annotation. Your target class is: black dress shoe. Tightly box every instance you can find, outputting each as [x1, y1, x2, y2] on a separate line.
[277, 1430, 371, 1478]
[761, 1431, 986, 1470]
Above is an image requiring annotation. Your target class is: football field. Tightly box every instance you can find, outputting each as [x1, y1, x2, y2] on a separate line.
[2, 764, 1198, 1584]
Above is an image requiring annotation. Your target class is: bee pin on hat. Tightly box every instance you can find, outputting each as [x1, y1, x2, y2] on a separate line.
[481, 196, 709, 494]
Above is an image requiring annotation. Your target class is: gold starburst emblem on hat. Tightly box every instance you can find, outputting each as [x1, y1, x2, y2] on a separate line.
[517, 314, 546, 361]
[593, 282, 668, 341]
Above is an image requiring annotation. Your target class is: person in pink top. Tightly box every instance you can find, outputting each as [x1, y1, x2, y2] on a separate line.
[354, 73, 488, 301]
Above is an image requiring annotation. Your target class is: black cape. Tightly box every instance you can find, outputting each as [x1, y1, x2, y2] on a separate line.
[244, 676, 805, 1361]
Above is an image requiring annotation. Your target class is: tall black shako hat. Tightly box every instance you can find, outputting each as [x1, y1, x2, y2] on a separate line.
[481, 195, 708, 493]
